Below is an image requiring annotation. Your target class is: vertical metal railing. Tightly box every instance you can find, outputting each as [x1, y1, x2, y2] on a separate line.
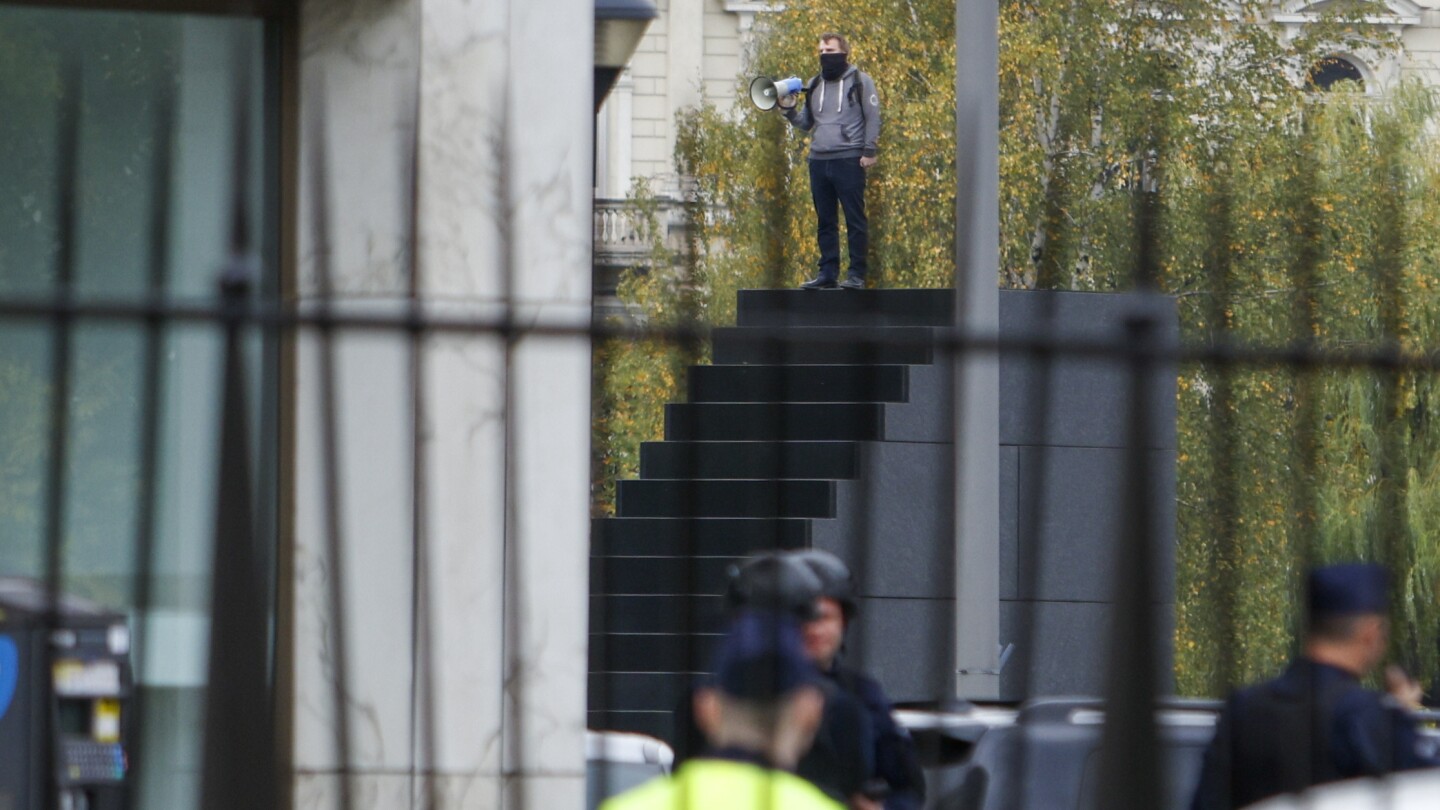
[37, 54, 82, 810]
[405, 60, 440, 810]
[199, 42, 278, 810]
[302, 68, 355, 810]
[120, 60, 175, 810]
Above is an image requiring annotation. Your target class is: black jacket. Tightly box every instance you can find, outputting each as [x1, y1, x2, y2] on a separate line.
[826, 664, 925, 810]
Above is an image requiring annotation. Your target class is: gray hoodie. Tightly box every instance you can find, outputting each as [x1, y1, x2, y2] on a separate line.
[782, 64, 881, 161]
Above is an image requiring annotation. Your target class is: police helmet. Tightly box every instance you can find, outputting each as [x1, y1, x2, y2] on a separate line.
[726, 552, 823, 622]
[790, 550, 858, 622]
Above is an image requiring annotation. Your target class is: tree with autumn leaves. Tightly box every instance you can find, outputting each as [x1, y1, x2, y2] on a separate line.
[595, 0, 1440, 696]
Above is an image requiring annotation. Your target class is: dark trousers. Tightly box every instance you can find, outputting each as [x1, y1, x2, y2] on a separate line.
[809, 157, 868, 282]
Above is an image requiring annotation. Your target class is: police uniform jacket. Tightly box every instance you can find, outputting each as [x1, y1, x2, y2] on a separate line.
[827, 664, 926, 810]
[1190, 658, 1437, 810]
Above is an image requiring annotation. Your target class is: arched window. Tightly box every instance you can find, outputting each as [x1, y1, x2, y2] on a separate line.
[1309, 56, 1365, 91]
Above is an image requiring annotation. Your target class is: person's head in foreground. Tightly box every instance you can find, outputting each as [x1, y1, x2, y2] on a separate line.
[694, 610, 826, 770]
[1305, 562, 1391, 678]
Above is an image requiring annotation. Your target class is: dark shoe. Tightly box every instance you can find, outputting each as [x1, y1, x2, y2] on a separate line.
[839, 276, 865, 289]
[800, 276, 838, 290]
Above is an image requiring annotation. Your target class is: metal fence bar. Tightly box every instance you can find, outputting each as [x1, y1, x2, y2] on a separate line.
[119, 63, 177, 810]
[405, 63, 439, 810]
[37, 54, 83, 810]
[13, 291, 1440, 371]
[304, 73, 355, 810]
[1371, 122, 1409, 649]
[1287, 120, 1324, 618]
[1094, 312, 1165, 810]
[1094, 97, 1168, 807]
[673, 271, 705, 810]
[1201, 157, 1242, 694]
[498, 55, 526, 809]
[1007, 290, 1061, 810]
[197, 45, 278, 810]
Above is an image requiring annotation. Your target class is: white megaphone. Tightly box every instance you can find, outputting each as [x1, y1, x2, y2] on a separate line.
[749, 76, 805, 111]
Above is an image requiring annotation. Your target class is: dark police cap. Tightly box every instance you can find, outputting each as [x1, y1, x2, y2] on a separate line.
[709, 610, 818, 700]
[1307, 562, 1390, 618]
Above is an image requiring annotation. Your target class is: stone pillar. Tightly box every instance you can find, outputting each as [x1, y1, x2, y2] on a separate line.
[666, 0, 704, 159]
[292, 0, 592, 807]
[598, 69, 635, 198]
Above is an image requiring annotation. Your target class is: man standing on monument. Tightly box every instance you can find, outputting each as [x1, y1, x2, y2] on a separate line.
[778, 32, 881, 291]
[1189, 562, 1439, 810]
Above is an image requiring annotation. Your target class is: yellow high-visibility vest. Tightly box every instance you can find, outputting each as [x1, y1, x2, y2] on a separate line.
[601, 759, 844, 810]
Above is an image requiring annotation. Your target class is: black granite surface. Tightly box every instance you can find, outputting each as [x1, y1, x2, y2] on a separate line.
[590, 287, 1181, 728]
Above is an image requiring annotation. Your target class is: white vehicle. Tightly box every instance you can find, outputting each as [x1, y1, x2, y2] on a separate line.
[585, 730, 674, 810]
[1247, 769, 1440, 810]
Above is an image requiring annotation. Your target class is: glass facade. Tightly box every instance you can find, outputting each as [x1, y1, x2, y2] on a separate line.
[0, 6, 275, 808]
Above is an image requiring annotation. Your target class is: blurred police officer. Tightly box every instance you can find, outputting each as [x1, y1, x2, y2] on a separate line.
[1190, 562, 1440, 810]
[673, 553, 873, 805]
[603, 611, 843, 810]
[792, 550, 925, 810]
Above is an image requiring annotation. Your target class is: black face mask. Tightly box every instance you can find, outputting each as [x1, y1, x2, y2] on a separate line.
[820, 52, 848, 81]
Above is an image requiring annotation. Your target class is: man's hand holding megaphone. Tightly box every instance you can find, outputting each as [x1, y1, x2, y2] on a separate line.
[748, 76, 805, 112]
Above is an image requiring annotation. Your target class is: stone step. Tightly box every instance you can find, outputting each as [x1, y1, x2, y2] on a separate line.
[590, 632, 719, 674]
[664, 402, 885, 441]
[736, 288, 955, 328]
[712, 326, 936, 365]
[589, 556, 740, 596]
[590, 518, 810, 557]
[640, 441, 859, 480]
[687, 364, 909, 403]
[588, 672, 693, 714]
[589, 594, 729, 635]
[615, 478, 835, 518]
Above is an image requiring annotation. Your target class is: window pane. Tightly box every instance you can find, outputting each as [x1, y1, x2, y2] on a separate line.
[0, 7, 274, 809]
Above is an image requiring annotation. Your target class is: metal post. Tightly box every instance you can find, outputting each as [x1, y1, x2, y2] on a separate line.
[953, 0, 1002, 699]
[200, 259, 278, 810]
[1094, 314, 1164, 810]
[199, 44, 278, 810]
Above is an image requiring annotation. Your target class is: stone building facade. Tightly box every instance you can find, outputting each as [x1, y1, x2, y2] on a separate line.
[596, 0, 771, 198]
